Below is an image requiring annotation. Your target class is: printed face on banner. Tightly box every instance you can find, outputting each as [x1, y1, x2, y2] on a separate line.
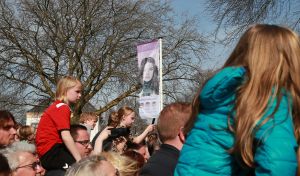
[143, 62, 154, 82]
[137, 40, 161, 119]
[139, 57, 159, 97]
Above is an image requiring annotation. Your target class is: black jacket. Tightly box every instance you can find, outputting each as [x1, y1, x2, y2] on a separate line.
[140, 144, 180, 176]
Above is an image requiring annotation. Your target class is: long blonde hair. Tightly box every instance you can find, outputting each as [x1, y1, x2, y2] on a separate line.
[223, 24, 300, 167]
[55, 76, 81, 103]
[102, 151, 139, 176]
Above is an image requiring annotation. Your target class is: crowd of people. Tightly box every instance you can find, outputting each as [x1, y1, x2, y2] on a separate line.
[0, 101, 189, 176]
[0, 75, 184, 176]
[1, 24, 300, 176]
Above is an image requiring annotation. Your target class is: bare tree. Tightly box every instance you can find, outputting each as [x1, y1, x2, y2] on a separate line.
[175, 68, 216, 103]
[0, 0, 208, 121]
[207, 0, 300, 43]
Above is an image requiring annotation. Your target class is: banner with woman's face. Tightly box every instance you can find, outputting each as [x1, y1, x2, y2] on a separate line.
[137, 40, 161, 119]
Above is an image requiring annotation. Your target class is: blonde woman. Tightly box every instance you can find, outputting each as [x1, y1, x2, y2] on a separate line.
[102, 151, 139, 176]
[175, 24, 300, 175]
[65, 155, 118, 176]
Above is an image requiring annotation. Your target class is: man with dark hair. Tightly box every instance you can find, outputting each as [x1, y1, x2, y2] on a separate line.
[70, 124, 92, 158]
[0, 110, 17, 148]
[140, 102, 192, 176]
[43, 125, 90, 176]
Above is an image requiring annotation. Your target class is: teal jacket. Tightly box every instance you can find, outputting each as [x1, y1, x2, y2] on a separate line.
[174, 67, 298, 176]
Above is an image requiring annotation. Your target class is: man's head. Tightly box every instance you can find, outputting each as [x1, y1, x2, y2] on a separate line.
[0, 110, 16, 147]
[1, 142, 43, 176]
[11, 151, 40, 176]
[70, 125, 92, 158]
[126, 141, 149, 162]
[157, 102, 192, 146]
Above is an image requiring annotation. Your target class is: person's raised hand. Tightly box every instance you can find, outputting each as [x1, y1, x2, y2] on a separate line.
[146, 124, 155, 133]
[98, 126, 112, 141]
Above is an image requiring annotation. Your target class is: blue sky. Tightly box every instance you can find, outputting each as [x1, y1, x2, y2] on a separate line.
[170, 0, 232, 69]
[170, 0, 300, 70]
[170, 0, 214, 33]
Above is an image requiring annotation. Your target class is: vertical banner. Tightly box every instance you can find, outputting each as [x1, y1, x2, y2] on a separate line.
[137, 39, 162, 119]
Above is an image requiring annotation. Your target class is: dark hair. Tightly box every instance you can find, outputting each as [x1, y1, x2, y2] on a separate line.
[91, 127, 130, 149]
[107, 111, 119, 127]
[111, 136, 127, 153]
[126, 140, 146, 151]
[102, 128, 130, 152]
[146, 133, 160, 155]
[109, 127, 130, 139]
[139, 57, 159, 95]
[0, 110, 16, 129]
[70, 124, 87, 140]
[0, 153, 11, 175]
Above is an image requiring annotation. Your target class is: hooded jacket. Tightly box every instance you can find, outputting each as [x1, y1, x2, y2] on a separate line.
[174, 67, 298, 176]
